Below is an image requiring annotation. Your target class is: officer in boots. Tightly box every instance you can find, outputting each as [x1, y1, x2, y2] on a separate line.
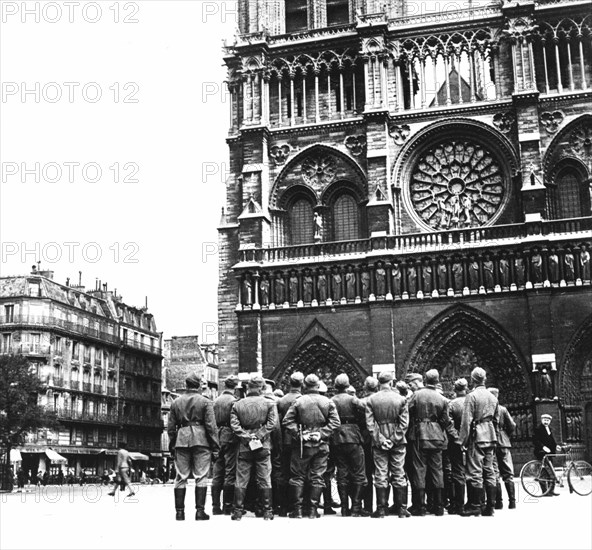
[360, 376, 379, 515]
[211, 375, 240, 515]
[168, 372, 220, 521]
[230, 376, 278, 521]
[276, 371, 305, 516]
[283, 374, 341, 519]
[459, 367, 499, 517]
[365, 371, 410, 519]
[448, 378, 468, 515]
[331, 373, 367, 517]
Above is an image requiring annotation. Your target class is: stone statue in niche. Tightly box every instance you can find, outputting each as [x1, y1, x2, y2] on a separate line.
[289, 271, 299, 303]
[242, 274, 253, 305]
[531, 251, 543, 283]
[468, 256, 479, 289]
[548, 250, 559, 283]
[361, 270, 370, 299]
[422, 260, 432, 294]
[452, 260, 463, 290]
[581, 244, 591, 280]
[564, 249, 575, 281]
[274, 272, 285, 304]
[407, 262, 417, 295]
[392, 262, 401, 297]
[317, 269, 327, 302]
[260, 273, 270, 306]
[332, 269, 342, 301]
[514, 254, 525, 286]
[345, 266, 356, 300]
[483, 255, 494, 289]
[536, 365, 554, 400]
[499, 256, 510, 288]
[375, 263, 386, 296]
[437, 260, 447, 291]
[303, 270, 313, 302]
[313, 212, 323, 243]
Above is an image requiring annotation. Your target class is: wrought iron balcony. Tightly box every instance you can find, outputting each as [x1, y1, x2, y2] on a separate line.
[50, 407, 119, 425]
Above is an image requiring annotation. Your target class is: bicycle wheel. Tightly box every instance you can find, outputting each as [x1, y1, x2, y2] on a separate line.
[520, 460, 553, 497]
[568, 461, 592, 496]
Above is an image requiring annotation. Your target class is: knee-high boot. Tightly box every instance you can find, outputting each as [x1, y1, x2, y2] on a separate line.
[231, 487, 246, 521]
[505, 480, 516, 509]
[338, 484, 349, 516]
[211, 484, 223, 515]
[308, 486, 322, 519]
[174, 488, 186, 521]
[195, 486, 210, 521]
[289, 485, 304, 519]
[222, 485, 234, 515]
[495, 482, 503, 509]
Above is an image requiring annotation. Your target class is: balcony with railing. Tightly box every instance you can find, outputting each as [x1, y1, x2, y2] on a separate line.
[121, 337, 162, 356]
[50, 407, 119, 425]
[93, 385, 104, 394]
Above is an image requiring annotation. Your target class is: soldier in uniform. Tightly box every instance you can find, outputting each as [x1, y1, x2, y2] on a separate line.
[276, 371, 305, 516]
[211, 375, 240, 515]
[330, 373, 367, 517]
[168, 372, 219, 521]
[447, 378, 468, 515]
[229, 376, 278, 521]
[459, 366, 499, 516]
[360, 376, 379, 515]
[365, 371, 409, 519]
[283, 373, 341, 518]
[407, 369, 457, 517]
[489, 387, 516, 509]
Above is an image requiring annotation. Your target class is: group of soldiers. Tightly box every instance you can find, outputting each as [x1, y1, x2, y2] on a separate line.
[167, 365, 516, 521]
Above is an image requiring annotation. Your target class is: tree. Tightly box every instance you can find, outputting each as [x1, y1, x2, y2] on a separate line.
[0, 355, 58, 489]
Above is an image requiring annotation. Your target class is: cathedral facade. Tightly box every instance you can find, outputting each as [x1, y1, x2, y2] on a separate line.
[218, 0, 592, 465]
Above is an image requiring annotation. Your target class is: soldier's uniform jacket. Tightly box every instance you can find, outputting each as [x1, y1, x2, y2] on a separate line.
[230, 393, 278, 452]
[495, 404, 516, 448]
[283, 391, 341, 447]
[214, 390, 238, 446]
[449, 395, 466, 432]
[408, 386, 457, 449]
[331, 392, 365, 445]
[365, 388, 409, 448]
[168, 390, 220, 451]
[360, 393, 377, 446]
[277, 389, 301, 446]
[459, 385, 499, 448]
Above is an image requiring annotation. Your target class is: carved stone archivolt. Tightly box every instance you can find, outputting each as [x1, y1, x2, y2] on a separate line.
[560, 313, 592, 407]
[301, 154, 337, 186]
[540, 111, 564, 134]
[409, 140, 505, 230]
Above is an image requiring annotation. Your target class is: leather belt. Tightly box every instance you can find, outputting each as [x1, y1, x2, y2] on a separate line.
[180, 421, 202, 427]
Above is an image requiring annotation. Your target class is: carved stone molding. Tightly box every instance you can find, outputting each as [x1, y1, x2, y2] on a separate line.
[492, 112, 514, 134]
[344, 135, 367, 157]
[570, 122, 592, 160]
[389, 123, 411, 145]
[269, 144, 291, 165]
[540, 111, 564, 134]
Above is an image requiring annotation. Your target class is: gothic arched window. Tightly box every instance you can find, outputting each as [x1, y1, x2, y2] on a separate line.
[333, 194, 359, 241]
[326, 0, 349, 26]
[286, 0, 308, 33]
[289, 198, 314, 245]
[555, 168, 590, 219]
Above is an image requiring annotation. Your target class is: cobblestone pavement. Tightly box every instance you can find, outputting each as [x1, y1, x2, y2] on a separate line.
[1, 482, 590, 550]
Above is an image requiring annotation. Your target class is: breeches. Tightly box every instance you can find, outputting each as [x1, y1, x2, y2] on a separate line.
[449, 443, 466, 484]
[465, 443, 495, 488]
[212, 442, 238, 487]
[333, 443, 366, 486]
[235, 448, 272, 490]
[372, 445, 406, 488]
[174, 446, 211, 489]
[409, 440, 444, 489]
[290, 445, 329, 488]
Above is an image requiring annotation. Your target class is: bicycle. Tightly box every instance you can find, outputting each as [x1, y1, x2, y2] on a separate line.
[520, 445, 592, 498]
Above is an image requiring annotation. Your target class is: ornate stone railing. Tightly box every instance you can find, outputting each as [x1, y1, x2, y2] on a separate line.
[388, 5, 500, 29]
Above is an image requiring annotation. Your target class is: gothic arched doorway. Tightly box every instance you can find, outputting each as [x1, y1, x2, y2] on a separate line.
[270, 319, 368, 393]
[560, 314, 592, 462]
[403, 305, 534, 465]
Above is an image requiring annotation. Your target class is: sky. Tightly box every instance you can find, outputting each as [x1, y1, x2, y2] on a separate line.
[0, 0, 237, 343]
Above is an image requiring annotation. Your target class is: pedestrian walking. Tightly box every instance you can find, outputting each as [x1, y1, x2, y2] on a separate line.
[108, 443, 136, 498]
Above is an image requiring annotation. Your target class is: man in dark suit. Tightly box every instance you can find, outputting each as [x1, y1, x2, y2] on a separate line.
[533, 413, 560, 496]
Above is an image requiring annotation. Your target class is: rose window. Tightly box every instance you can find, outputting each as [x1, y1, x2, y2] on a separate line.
[301, 155, 337, 186]
[410, 140, 505, 230]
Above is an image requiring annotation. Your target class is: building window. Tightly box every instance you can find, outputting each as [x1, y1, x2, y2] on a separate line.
[28, 282, 40, 297]
[1, 333, 12, 353]
[326, 0, 349, 26]
[4, 305, 14, 322]
[289, 198, 314, 245]
[286, 0, 308, 33]
[333, 194, 359, 241]
[557, 169, 588, 218]
[54, 336, 62, 355]
[72, 341, 79, 360]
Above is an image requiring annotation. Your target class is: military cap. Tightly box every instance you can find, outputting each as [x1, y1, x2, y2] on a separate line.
[364, 376, 379, 391]
[248, 375, 265, 389]
[318, 380, 328, 393]
[471, 366, 487, 383]
[224, 375, 239, 389]
[453, 378, 468, 391]
[395, 380, 409, 396]
[304, 373, 320, 388]
[346, 386, 356, 395]
[273, 389, 284, 398]
[290, 371, 305, 386]
[541, 413, 552, 420]
[488, 387, 499, 397]
[425, 369, 440, 385]
[405, 372, 423, 384]
[334, 373, 350, 389]
[377, 370, 394, 384]
[185, 372, 202, 389]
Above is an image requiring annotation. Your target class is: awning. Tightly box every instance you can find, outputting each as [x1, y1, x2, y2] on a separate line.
[7, 449, 22, 462]
[129, 452, 149, 461]
[97, 448, 118, 456]
[45, 449, 68, 464]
